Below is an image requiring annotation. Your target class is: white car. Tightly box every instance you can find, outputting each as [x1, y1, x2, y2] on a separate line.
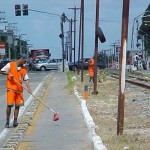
[33, 59, 60, 71]
[33, 59, 68, 71]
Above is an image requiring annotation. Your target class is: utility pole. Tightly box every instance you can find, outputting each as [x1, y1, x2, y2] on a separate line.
[81, 0, 84, 82]
[110, 40, 121, 63]
[60, 12, 68, 72]
[93, 0, 99, 94]
[65, 36, 68, 61]
[117, 0, 130, 135]
[136, 19, 140, 51]
[60, 13, 65, 72]
[77, 6, 82, 75]
[68, 6, 80, 72]
[0, 12, 7, 59]
[19, 35, 22, 55]
[110, 43, 116, 61]
[69, 18, 73, 62]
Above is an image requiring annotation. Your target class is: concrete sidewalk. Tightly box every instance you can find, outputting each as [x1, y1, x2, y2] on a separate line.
[16, 72, 93, 150]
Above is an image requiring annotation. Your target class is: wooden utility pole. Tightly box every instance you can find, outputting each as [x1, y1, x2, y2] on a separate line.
[68, 18, 73, 62]
[117, 0, 130, 135]
[81, 0, 84, 82]
[60, 13, 68, 72]
[60, 13, 65, 72]
[68, 6, 80, 73]
[110, 43, 116, 61]
[77, 6, 82, 75]
[93, 0, 99, 94]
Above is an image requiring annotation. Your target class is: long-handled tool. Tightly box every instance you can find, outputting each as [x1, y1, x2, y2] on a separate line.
[88, 80, 93, 95]
[12, 76, 59, 121]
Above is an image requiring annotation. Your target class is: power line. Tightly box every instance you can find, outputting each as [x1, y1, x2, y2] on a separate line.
[28, 9, 60, 17]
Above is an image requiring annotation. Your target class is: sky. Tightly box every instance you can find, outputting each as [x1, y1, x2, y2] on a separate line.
[0, 0, 150, 60]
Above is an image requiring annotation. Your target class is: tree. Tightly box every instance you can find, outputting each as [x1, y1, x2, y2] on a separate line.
[138, 4, 150, 55]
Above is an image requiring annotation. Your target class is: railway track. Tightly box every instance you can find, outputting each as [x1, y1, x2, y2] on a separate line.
[111, 72, 150, 89]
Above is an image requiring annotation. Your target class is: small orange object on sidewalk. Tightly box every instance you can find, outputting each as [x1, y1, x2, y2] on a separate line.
[84, 85, 88, 100]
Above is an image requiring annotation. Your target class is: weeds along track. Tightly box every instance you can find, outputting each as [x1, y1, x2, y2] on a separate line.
[112, 73, 150, 89]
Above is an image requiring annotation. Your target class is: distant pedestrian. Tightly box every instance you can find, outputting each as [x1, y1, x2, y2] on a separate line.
[126, 57, 132, 72]
[28, 57, 35, 71]
[133, 53, 140, 69]
[0, 54, 32, 128]
[88, 57, 95, 82]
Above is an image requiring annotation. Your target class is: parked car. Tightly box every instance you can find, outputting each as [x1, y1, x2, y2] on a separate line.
[33, 59, 59, 71]
[0, 60, 11, 69]
[68, 58, 90, 71]
[34, 58, 48, 64]
[49, 59, 68, 70]
[32, 58, 68, 71]
[68, 58, 106, 71]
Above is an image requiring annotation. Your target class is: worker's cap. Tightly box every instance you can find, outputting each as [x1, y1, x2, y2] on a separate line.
[19, 54, 28, 61]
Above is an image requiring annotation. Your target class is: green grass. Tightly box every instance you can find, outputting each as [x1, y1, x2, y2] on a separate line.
[66, 71, 75, 86]
[64, 71, 76, 94]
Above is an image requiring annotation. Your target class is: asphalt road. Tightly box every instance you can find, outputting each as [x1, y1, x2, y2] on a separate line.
[0, 70, 52, 147]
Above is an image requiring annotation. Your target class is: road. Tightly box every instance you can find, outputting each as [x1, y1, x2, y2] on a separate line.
[0, 71, 52, 147]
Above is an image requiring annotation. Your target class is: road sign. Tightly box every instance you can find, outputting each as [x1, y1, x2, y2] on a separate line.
[0, 42, 6, 55]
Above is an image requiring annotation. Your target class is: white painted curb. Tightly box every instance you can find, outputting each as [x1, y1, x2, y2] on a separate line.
[74, 86, 107, 150]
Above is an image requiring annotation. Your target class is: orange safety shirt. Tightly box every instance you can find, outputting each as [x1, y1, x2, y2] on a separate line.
[88, 58, 95, 77]
[6, 62, 27, 92]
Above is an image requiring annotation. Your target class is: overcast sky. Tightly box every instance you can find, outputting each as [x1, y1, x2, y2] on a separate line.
[0, 0, 149, 59]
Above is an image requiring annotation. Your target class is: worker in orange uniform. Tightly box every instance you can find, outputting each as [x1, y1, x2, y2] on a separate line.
[0, 54, 32, 128]
[88, 57, 95, 83]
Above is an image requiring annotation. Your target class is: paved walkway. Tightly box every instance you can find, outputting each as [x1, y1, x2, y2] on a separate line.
[17, 72, 93, 150]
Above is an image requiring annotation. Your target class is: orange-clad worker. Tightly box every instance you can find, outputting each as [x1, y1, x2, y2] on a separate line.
[0, 54, 32, 128]
[88, 58, 95, 82]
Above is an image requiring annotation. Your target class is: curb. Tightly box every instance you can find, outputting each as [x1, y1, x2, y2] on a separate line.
[1, 100, 41, 149]
[74, 86, 107, 150]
